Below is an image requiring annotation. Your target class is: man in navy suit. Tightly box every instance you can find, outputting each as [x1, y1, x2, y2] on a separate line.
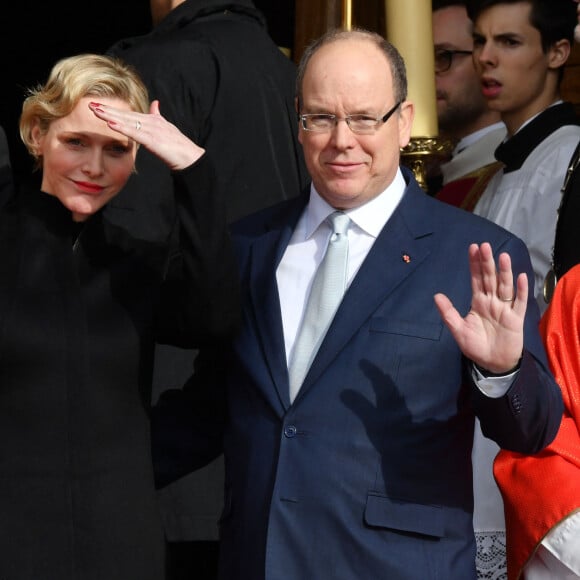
[153, 28, 563, 580]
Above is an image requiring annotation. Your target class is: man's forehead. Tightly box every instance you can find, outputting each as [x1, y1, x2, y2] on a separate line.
[474, 2, 533, 29]
[305, 40, 390, 83]
[311, 37, 381, 61]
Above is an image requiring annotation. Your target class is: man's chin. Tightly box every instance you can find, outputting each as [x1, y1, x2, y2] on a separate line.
[318, 185, 366, 209]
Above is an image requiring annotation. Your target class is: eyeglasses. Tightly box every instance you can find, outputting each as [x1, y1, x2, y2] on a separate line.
[434, 49, 473, 73]
[299, 101, 402, 135]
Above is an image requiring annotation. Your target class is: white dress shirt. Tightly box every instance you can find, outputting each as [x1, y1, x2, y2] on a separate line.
[276, 168, 517, 405]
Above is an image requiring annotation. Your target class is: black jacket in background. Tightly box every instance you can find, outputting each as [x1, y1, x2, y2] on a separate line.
[553, 139, 580, 280]
[105, 0, 309, 548]
[106, 0, 309, 239]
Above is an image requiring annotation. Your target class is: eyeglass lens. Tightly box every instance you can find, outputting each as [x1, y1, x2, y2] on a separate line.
[434, 49, 473, 73]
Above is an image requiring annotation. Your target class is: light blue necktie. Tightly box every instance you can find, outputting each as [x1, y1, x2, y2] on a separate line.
[288, 211, 350, 402]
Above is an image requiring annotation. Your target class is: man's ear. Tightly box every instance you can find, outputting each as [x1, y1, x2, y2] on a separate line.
[548, 39, 571, 70]
[397, 100, 415, 150]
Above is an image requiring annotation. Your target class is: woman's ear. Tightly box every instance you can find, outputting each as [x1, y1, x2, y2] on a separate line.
[30, 123, 44, 155]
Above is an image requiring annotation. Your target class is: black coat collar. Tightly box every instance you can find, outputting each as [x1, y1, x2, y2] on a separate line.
[154, 0, 265, 34]
[495, 102, 580, 173]
[108, 0, 266, 53]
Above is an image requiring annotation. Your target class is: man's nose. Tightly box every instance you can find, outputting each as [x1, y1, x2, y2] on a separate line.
[330, 118, 357, 148]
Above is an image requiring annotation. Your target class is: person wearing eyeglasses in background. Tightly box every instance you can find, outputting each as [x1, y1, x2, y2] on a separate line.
[150, 28, 563, 580]
[428, 0, 506, 207]
[431, 5, 508, 578]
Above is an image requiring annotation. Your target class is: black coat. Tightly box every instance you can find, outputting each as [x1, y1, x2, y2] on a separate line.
[553, 139, 580, 280]
[107, 0, 308, 236]
[106, 0, 309, 544]
[0, 157, 239, 579]
[0, 125, 13, 208]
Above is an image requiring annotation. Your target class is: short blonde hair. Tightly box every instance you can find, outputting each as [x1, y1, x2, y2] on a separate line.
[20, 53, 149, 168]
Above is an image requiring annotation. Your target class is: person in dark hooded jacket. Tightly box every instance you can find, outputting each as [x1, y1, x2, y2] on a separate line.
[107, 2, 308, 577]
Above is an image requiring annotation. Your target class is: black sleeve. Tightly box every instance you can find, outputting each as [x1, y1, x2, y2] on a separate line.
[553, 140, 580, 280]
[155, 154, 242, 348]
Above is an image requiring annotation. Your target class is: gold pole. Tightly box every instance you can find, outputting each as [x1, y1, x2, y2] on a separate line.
[384, 0, 452, 190]
[385, 0, 437, 137]
[342, 0, 352, 30]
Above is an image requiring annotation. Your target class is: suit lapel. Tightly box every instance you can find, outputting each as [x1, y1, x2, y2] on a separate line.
[247, 198, 307, 410]
[244, 181, 437, 408]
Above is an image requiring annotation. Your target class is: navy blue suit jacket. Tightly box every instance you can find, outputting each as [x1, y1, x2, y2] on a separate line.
[153, 168, 563, 580]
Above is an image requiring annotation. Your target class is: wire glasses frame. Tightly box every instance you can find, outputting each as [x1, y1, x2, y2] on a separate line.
[299, 101, 403, 135]
[434, 49, 473, 73]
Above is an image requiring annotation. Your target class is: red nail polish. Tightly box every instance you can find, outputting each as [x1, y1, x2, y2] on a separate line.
[89, 102, 105, 113]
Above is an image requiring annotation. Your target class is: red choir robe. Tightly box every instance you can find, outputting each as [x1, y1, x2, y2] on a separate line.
[494, 263, 580, 579]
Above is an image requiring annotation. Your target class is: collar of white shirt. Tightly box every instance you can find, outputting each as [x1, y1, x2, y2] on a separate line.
[301, 168, 407, 241]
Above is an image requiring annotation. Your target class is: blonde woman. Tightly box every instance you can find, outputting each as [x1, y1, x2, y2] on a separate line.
[0, 53, 239, 579]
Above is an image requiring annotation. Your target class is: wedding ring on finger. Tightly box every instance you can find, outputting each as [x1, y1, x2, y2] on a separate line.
[135, 120, 142, 131]
[499, 295, 514, 302]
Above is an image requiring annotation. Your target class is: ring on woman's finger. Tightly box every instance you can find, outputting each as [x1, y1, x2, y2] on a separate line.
[135, 121, 142, 131]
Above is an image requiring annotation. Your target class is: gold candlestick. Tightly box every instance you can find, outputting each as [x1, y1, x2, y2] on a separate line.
[385, 0, 453, 189]
[385, 0, 437, 138]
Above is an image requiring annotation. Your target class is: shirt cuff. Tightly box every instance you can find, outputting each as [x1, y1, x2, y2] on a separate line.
[472, 364, 518, 398]
[540, 510, 580, 575]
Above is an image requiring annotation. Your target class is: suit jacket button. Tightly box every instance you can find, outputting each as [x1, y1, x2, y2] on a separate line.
[284, 425, 297, 438]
